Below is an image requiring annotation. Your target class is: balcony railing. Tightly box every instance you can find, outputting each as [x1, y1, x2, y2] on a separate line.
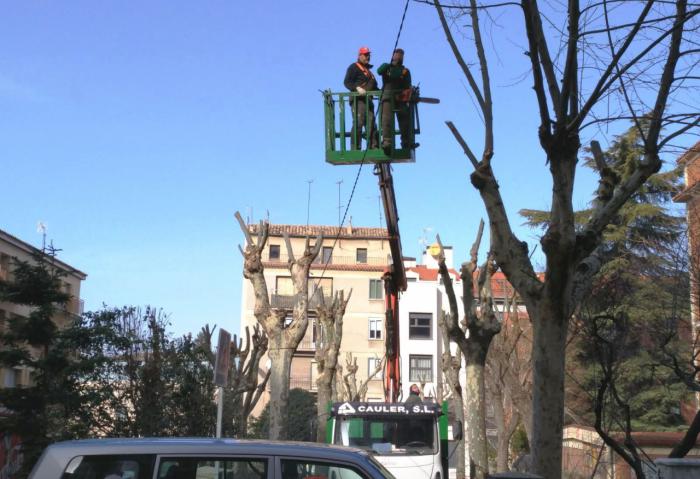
[289, 376, 316, 391]
[271, 293, 331, 309]
[265, 253, 389, 266]
[298, 337, 316, 350]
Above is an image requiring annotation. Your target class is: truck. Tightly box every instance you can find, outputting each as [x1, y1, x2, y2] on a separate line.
[327, 401, 456, 479]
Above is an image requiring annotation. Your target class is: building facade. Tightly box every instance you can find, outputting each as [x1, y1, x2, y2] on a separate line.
[0, 228, 86, 389]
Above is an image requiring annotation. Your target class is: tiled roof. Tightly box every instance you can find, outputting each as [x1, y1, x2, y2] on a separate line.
[407, 266, 519, 297]
[408, 265, 460, 281]
[262, 260, 386, 273]
[677, 140, 700, 165]
[249, 223, 389, 239]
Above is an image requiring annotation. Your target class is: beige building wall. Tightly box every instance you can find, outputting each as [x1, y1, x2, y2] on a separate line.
[240, 224, 392, 416]
[0, 229, 86, 389]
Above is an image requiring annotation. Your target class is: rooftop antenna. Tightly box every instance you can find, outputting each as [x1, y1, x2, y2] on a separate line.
[306, 179, 314, 227]
[36, 221, 48, 251]
[336, 179, 344, 227]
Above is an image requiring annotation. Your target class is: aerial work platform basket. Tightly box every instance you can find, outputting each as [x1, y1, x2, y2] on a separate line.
[323, 89, 420, 165]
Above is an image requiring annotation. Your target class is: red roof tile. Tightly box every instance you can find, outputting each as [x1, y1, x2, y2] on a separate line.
[262, 261, 386, 273]
[677, 141, 700, 165]
[249, 223, 389, 239]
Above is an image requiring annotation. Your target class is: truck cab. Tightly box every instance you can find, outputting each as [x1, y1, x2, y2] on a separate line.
[328, 402, 449, 479]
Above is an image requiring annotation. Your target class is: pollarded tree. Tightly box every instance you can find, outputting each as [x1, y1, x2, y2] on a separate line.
[433, 1, 699, 476]
[198, 323, 270, 437]
[437, 311, 466, 479]
[314, 289, 351, 442]
[236, 212, 322, 440]
[436, 222, 501, 479]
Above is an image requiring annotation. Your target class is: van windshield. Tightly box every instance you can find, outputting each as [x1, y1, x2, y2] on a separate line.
[334, 416, 437, 455]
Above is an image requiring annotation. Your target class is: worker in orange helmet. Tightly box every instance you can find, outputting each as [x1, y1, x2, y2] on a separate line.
[344, 46, 379, 150]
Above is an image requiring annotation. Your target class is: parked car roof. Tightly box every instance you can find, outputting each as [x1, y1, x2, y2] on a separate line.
[30, 438, 392, 479]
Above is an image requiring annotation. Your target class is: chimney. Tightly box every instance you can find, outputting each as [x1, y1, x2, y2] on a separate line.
[346, 216, 353, 235]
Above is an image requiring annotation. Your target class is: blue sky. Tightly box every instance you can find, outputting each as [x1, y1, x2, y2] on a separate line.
[2, 1, 688, 337]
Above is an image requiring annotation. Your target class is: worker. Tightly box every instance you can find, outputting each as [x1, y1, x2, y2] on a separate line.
[405, 383, 422, 405]
[377, 48, 413, 154]
[344, 46, 379, 150]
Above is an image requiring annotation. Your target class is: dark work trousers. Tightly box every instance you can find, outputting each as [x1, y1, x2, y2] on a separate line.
[351, 98, 379, 150]
[381, 99, 411, 149]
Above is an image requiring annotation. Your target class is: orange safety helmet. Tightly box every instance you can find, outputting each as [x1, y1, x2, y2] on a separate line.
[358, 46, 371, 55]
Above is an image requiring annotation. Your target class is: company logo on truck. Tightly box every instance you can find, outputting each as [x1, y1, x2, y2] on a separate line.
[337, 402, 356, 415]
[332, 402, 440, 416]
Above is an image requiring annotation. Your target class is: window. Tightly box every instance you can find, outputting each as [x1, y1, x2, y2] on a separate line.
[0, 254, 9, 280]
[409, 313, 432, 339]
[3, 368, 18, 388]
[369, 279, 383, 300]
[368, 317, 382, 340]
[275, 276, 294, 296]
[321, 246, 333, 264]
[409, 355, 433, 382]
[356, 248, 368, 264]
[310, 277, 333, 298]
[269, 244, 281, 260]
[157, 458, 267, 479]
[280, 459, 363, 479]
[368, 357, 383, 380]
[310, 361, 318, 390]
[61, 454, 155, 479]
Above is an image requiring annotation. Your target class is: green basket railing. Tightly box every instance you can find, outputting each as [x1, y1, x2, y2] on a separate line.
[323, 89, 419, 165]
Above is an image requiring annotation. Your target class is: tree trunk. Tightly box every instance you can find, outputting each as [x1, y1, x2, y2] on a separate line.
[316, 375, 332, 442]
[492, 387, 508, 472]
[531, 305, 568, 479]
[451, 394, 467, 479]
[267, 347, 294, 440]
[465, 347, 489, 479]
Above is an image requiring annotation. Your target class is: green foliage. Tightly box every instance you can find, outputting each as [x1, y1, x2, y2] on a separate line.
[510, 424, 529, 455]
[0, 249, 75, 475]
[249, 388, 317, 441]
[0, 264, 219, 475]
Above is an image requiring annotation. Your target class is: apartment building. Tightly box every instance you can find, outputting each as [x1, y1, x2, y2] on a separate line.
[0, 228, 86, 389]
[240, 223, 392, 412]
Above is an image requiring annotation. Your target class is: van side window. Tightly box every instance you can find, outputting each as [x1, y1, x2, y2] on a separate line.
[280, 459, 365, 479]
[157, 458, 267, 479]
[62, 455, 155, 479]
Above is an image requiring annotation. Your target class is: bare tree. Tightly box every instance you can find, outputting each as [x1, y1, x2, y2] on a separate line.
[432, 1, 699, 476]
[314, 288, 351, 442]
[436, 221, 501, 479]
[198, 324, 270, 437]
[485, 289, 534, 470]
[438, 311, 466, 479]
[339, 352, 384, 401]
[236, 212, 322, 439]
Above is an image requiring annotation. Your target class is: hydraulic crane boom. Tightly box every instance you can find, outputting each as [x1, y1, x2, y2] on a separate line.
[375, 163, 407, 403]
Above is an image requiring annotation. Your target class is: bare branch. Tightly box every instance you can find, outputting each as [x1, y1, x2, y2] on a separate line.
[235, 211, 253, 246]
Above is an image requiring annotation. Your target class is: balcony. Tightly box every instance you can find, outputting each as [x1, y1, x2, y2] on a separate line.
[270, 293, 331, 310]
[265, 253, 390, 267]
[289, 376, 316, 391]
